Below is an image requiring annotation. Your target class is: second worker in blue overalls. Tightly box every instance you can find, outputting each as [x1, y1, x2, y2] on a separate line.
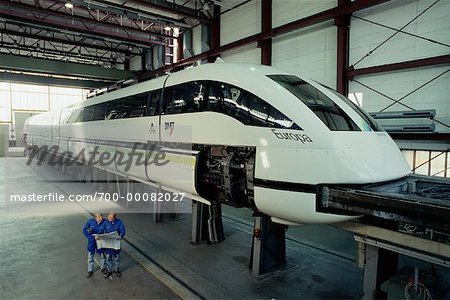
[104, 212, 126, 278]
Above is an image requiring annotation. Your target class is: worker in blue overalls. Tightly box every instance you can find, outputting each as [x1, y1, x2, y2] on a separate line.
[82, 213, 106, 277]
[104, 212, 126, 278]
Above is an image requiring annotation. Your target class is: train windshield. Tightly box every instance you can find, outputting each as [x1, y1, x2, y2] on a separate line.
[323, 86, 383, 132]
[268, 75, 381, 132]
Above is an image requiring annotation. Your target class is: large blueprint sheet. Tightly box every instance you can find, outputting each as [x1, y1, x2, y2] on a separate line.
[94, 232, 121, 250]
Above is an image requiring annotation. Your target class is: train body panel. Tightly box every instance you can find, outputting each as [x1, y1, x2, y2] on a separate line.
[254, 187, 353, 224]
[255, 132, 409, 185]
[24, 62, 411, 225]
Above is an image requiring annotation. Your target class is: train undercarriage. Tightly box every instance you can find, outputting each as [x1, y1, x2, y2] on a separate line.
[195, 145, 256, 209]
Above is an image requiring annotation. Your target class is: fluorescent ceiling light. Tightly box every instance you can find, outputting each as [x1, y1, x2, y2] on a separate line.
[65, 2, 74, 9]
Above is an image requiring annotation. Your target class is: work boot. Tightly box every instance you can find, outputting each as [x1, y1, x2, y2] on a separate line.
[86, 271, 93, 278]
[116, 270, 121, 277]
[104, 271, 112, 278]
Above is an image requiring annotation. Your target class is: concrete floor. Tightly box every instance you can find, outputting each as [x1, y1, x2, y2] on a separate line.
[1, 156, 449, 299]
[0, 158, 179, 299]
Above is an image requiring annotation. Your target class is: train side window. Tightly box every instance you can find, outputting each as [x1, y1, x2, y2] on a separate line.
[122, 92, 148, 118]
[247, 94, 269, 126]
[206, 81, 301, 129]
[67, 108, 82, 123]
[66, 110, 74, 123]
[82, 106, 94, 122]
[105, 100, 123, 120]
[92, 103, 106, 121]
[206, 82, 224, 111]
[268, 75, 359, 131]
[75, 108, 84, 123]
[147, 89, 161, 116]
[165, 82, 205, 114]
[267, 107, 300, 129]
[63, 108, 75, 124]
[207, 81, 249, 123]
[232, 91, 252, 124]
[60, 108, 72, 124]
[325, 86, 383, 132]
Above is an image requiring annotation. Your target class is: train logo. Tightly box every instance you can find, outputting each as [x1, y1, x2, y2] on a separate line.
[149, 123, 156, 135]
[164, 121, 175, 136]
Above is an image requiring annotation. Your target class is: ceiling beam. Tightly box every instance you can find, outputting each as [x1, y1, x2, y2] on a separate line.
[346, 55, 450, 79]
[0, 53, 134, 80]
[126, 0, 211, 23]
[0, 1, 169, 47]
[336, 0, 351, 95]
[0, 72, 114, 88]
[142, 0, 389, 78]
[0, 28, 137, 55]
[73, 0, 190, 28]
[41, 0, 176, 39]
[0, 41, 119, 65]
[272, 0, 388, 36]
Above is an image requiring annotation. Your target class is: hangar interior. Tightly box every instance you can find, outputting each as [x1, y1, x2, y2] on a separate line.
[0, 0, 449, 299]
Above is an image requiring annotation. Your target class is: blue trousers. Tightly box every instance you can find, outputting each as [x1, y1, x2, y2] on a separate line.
[105, 253, 120, 272]
[87, 251, 106, 272]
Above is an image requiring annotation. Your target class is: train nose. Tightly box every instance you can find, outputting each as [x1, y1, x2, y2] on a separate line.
[256, 133, 410, 185]
[252, 133, 410, 224]
[254, 187, 356, 225]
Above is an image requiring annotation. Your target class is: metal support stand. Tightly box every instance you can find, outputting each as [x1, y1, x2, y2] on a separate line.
[61, 158, 70, 175]
[125, 176, 133, 208]
[333, 223, 447, 300]
[80, 165, 93, 182]
[54, 154, 63, 172]
[191, 201, 225, 244]
[250, 214, 287, 276]
[361, 243, 399, 299]
[208, 202, 225, 243]
[115, 174, 128, 196]
[191, 200, 209, 244]
[152, 187, 179, 223]
[92, 167, 98, 189]
[153, 194, 162, 222]
[105, 171, 114, 192]
[70, 163, 80, 180]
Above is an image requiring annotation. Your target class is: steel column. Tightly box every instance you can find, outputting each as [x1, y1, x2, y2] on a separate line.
[176, 36, 183, 62]
[260, 0, 272, 66]
[207, 5, 221, 63]
[336, 0, 351, 94]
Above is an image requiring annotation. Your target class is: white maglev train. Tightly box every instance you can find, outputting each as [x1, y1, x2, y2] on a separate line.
[24, 62, 411, 225]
